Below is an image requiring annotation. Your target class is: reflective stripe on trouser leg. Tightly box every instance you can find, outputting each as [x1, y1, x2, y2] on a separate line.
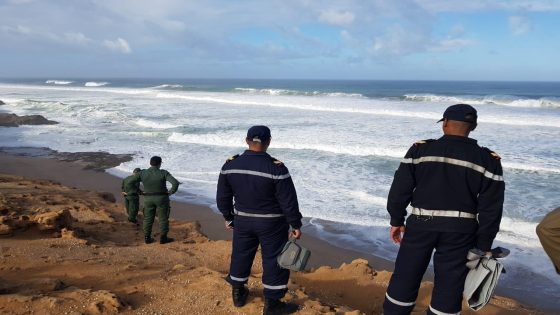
[228, 220, 259, 286]
[428, 305, 460, 315]
[258, 219, 290, 300]
[429, 231, 475, 315]
[383, 228, 438, 315]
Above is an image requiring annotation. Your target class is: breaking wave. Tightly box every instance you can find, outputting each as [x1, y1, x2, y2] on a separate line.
[404, 94, 560, 108]
[234, 87, 363, 98]
[135, 118, 179, 129]
[151, 84, 184, 89]
[85, 81, 109, 87]
[45, 80, 73, 85]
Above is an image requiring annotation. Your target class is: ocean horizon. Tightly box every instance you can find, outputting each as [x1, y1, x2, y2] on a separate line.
[1, 78, 559, 309]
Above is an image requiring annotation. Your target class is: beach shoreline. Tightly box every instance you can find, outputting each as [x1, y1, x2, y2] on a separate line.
[0, 149, 556, 314]
[0, 150, 395, 272]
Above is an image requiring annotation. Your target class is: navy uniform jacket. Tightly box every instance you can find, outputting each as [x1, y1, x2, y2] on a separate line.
[216, 150, 303, 229]
[387, 135, 505, 251]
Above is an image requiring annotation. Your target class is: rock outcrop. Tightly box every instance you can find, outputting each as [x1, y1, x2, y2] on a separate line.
[0, 113, 58, 127]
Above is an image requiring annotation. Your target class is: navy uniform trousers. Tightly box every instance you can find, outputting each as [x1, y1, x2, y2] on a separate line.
[383, 224, 475, 315]
[227, 217, 290, 300]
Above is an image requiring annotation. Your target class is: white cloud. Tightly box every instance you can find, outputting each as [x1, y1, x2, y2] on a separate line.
[418, 0, 560, 12]
[371, 25, 427, 56]
[509, 15, 532, 35]
[63, 32, 92, 45]
[159, 20, 186, 32]
[319, 9, 355, 26]
[430, 38, 475, 52]
[1, 24, 31, 35]
[103, 38, 131, 54]
[7, 0, 35, 4]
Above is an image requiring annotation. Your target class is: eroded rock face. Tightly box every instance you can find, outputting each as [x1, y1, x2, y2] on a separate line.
[0, 100, 5, 105]
[34, 209, 73, 231]
[0, 113, 58, 127]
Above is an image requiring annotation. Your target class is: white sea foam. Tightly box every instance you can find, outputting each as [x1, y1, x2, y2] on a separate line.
[502, 161, 560, 174]
[151, 84, 184, 89]
[167, 132, 406, 158]
[404, 94, 560, 109]
[234, 87, 363, 98]
[85, 81, 109, 87]
[45, 80, 73, 85]
[135, 118, 179, 129]
[155, 91, 560, 128]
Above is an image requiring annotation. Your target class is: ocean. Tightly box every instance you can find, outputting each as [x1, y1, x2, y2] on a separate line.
[1, 78, 559, 309]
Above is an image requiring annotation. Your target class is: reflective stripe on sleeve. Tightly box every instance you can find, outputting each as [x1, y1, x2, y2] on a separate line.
[234, 209, 284, 218]
[385, 293, 416, 307]
[220, 169, 291, 180]
[229, 275, 249, 282]
[400, 156, 503, 181]
[429, 305, 460, 315]
[263, 284, 288, 290]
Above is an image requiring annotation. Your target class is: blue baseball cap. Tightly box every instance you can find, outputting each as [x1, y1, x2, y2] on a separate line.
[437, 104, 478, 124]
[247, 125, 271, 142]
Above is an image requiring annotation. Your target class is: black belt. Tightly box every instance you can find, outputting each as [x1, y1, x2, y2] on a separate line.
[143, 192, 168, 196]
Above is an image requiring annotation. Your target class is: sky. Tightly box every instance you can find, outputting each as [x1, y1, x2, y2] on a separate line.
[0, 0, 559, 81]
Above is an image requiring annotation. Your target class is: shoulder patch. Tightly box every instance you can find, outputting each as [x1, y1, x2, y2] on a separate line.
[482, 147, 501, 160]
[271, 157, 284, 167]
[414, 139, 435, 146]
[226, 154, 239, 162]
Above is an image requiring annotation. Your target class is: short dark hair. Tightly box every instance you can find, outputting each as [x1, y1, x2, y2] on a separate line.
[150, 156, 162, 166]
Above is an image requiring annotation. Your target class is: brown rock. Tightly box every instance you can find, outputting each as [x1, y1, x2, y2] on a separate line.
[33, 209, 73, 231]
[0, 223, 12, 236]
[86, 290, 123, 314]
[97, 192, 116, 203]
[31, 278, 66, 292]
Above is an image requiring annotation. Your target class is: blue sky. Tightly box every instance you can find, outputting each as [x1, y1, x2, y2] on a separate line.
[1, 0, 559, 81]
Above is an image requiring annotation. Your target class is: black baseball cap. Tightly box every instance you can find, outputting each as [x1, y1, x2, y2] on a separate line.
[133, 168, 141, 173]
[437, 104, 478, 124]
[247, 125, 271, 142]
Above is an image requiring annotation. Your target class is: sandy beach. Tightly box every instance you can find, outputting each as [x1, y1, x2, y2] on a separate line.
[0, 151, 548, 315]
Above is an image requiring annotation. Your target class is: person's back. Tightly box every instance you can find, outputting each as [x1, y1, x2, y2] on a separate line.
[216, 125, 302, 315]
[383, 104, 504, 315]
[219, 151, 299, 224]
[140, 167, 175, 194]
[139, 156, 179, 244]
[392, 135, 504, 244]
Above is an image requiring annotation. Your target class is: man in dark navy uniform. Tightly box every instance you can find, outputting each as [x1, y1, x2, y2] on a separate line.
[217, 125, 302, 315]
[383, 104, 505, 315]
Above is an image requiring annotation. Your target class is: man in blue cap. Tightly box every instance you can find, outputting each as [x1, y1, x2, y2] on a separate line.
[383, 104, 505, 315]
[217, 125, 303, 315]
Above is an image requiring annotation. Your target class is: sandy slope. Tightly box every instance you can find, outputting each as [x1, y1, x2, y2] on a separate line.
[0, 174, 542, 315]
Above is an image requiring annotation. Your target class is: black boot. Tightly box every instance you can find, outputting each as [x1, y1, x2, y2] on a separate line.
[232, 285, 249, 307]
[160, 234, 174, 244]
[144, 235, 154, 244]
[263, 298, 298, 315]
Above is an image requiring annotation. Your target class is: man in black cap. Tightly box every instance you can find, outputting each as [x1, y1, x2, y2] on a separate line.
[383, 104, 505, 315]
[121, 167, 142, 223]
[217, 125, 303, 315]
[136, 156, 180, 244]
